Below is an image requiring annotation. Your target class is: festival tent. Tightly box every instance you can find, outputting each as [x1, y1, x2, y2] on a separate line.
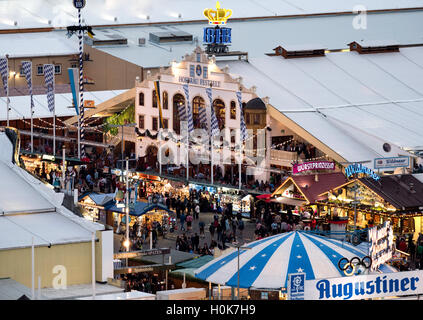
[194, 231, 396, 290]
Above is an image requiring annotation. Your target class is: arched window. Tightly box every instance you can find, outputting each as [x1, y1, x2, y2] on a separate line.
[230, 100, 236, 120]
[192, 96, 205, 129]
[213, 99, 225, 130]
[152, 90, 157, 108]
[138, 92, 144, 106]
[163, 91, 168, 109]
[173, 93, 185, 135]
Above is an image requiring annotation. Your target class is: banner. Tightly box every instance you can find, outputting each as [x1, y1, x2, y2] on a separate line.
[374, 156, 410, 169]
[304, 270, 423, 300]
[68, 68, 80, 115]
[293, 161, 335, 174]
[43, 64, 55, 113]
[0, 57, 8, 96]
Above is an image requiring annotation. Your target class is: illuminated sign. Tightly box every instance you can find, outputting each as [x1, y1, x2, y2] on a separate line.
[203, 27, 232, 44]
[293, 161, 335, 174]
[345, 163, 380, 181]
[374, 156, 409, 169]
[368, 221, 394, 271]
[204, 1, 232, 25]
[203, 2, 232, 54]
[304, 270, 423, 300]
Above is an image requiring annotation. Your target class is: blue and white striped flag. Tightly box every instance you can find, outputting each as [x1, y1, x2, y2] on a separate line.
[43, 64, 55, 113]
[22, 61, 34, 113]
[237, 91, 247, 142]
[183, 83, 194, 133]
[199, 97, 207, 131]
[206, 87, 220, 137]
[0, 57, 8, 100]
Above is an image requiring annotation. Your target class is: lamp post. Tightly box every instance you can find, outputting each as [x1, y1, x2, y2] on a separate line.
[227, 242, 251, 300]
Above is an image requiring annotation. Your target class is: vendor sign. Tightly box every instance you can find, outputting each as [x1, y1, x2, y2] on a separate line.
[368, 221, 395, 271]
[303, 270, 423, 300]
[293, 161, 335, 174]
[374, 156, 409, 169]
[345, 163, 380, 181]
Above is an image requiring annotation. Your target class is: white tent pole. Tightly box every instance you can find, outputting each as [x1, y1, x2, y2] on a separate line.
[77, 114, 81, 159]
[37, 276, 41, 300]
[5, 54, 9, 127]
[92, 232, 96, 299]
[62, 147, 66, 190]
[186, 131, 189, 181]
[53, 108, 56, 156]
[211, 137, 214, 185]
[31, 237, 35, 299]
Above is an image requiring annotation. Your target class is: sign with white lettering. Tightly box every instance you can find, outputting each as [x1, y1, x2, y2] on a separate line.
[293, 161, 335, 174]
[374, 156, 410, 169]
[368, 221, 395, 271]
[304, 271, 423, 300]
[287, 273, 305, 300]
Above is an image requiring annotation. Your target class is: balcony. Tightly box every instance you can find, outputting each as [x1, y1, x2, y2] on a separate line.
[270, 149, 300, 167]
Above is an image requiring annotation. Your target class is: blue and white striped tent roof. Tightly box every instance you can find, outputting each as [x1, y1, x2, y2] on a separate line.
[195, 231, 396, 290]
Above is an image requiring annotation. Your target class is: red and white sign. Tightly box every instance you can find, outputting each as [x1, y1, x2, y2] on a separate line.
[293, 161, 335, 174]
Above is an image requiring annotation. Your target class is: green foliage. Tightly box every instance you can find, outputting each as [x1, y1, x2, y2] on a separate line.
[103, 105, 135, 136]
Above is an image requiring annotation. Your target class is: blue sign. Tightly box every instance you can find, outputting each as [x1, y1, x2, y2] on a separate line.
[345, 163, 380, 181]
[288, 273, 305, 300]
[203, 27, 232, 44]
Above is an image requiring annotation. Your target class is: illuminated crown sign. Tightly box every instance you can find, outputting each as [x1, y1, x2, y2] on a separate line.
[204, 1, 232, 25]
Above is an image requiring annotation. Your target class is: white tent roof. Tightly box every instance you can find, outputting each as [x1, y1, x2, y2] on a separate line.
[0, 32, 78, 58]
[0, 9, 422, 68]
[0, 0, 422, 30]
[0, 131, 104, 250]
[95, 10, 423, 68]
[220, 47, 423, 166]
[0, 89, 127, 120]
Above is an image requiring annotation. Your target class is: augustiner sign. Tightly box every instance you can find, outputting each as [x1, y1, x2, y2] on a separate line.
[303, 270, 423, 300]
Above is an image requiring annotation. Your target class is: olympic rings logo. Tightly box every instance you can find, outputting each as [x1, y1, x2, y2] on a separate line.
[338, 256, 372, 276]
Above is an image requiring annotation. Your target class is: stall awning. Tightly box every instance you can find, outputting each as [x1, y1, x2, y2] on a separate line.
[106, 201, 174, 217]
[271, 196, 306, 206]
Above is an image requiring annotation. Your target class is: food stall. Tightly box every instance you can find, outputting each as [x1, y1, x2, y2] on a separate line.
[106, 201, 175, 234]
[317, 174, 423, 238]
[78, 192, 115, 225]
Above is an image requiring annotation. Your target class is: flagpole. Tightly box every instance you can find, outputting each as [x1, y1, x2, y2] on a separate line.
[211, 136, 214, 185]
[186, 127, 189, 181]
[239, 143, 242, 190]
[5, 54, 9, 127]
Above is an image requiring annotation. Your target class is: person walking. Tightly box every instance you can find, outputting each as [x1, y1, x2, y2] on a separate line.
[192, 233, 200, 252]
[199, 220, 205, 238]
[209, 223, 215, 240]
[238, 218, 244, 239]
[216, 222, 223, 243]
[194, 203, 200, 220]
[186, 214, 193, 231]
[408, 236, 416, 265]
[180, 212, 186, 231]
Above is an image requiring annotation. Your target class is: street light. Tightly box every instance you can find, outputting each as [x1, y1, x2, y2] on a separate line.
[227, 242, 251, 300]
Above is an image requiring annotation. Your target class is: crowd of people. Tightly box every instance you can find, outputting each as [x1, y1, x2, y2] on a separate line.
[121, 272, 175, 294]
